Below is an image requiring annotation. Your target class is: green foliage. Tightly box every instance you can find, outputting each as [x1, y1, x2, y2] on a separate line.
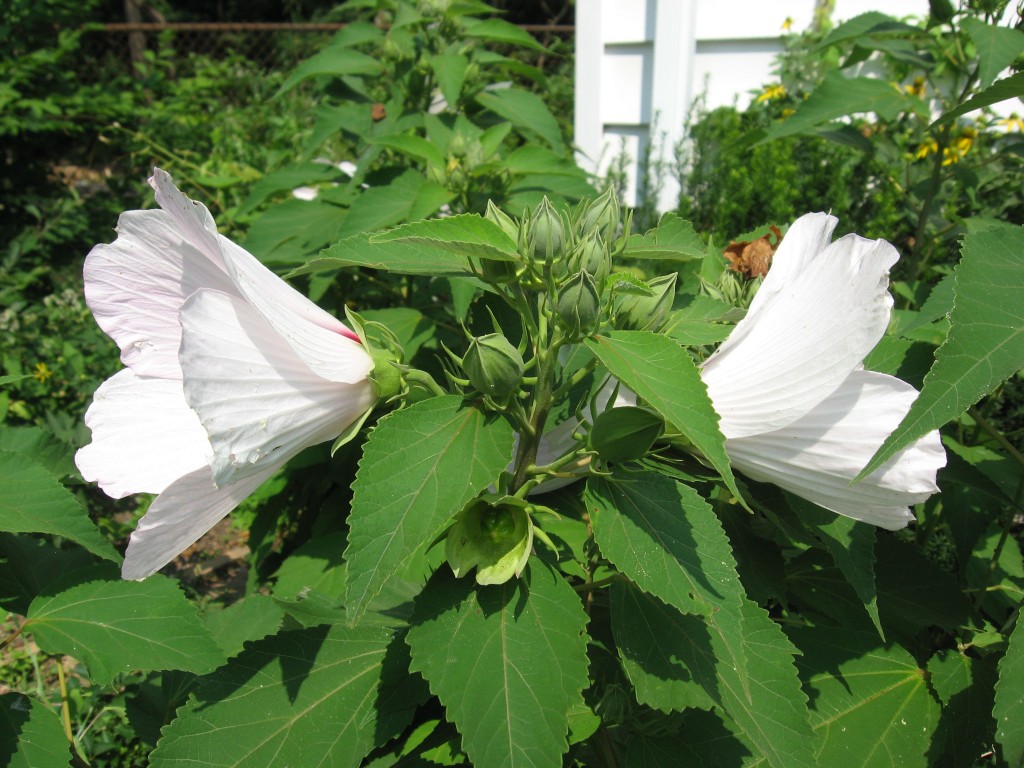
[4, 1, 1024, 766]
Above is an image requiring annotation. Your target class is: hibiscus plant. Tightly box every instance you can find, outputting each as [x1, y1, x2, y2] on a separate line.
[4, 147, 1022, 766]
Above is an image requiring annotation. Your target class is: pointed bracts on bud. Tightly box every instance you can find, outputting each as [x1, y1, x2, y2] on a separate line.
[578, 187, 621, 243]
[556, 271, 601, 341]
[462, 333, 525, 400]
[527, 197, 566, 267]
[446, 494, 534, 585]
[615, 273, 677, 332]
[574, 232, 611, 289]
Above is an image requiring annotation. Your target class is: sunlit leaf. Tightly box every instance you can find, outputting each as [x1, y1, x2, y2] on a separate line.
[344, 396, 514, 624]
[0, 693, 70, 768]
[476, 88, 565, 153]
[407, 565, 589, 768]
[585, 332, 743, 504]
[788, 626, 941, 767]
[931, 72, 1024, 127]
[612, 583, 816, 767]
[151, 625, 422, 768]
[623, 214, 705, 260]
[371, 214, 519, 261]
[0, 450, 119, 563]
[26, 577, 226, 686]
[995, 611, 1024, 765]
[962, 18, 1024, 88]
[860, 224, 1024, 478]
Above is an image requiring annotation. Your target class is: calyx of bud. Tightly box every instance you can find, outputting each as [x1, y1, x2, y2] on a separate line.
[556, 271, 601, 341]
[615, 273, 677, 332]
[528, 197, 566, 267]
[578, 187, 620, 243]
[446, 495, 534, 585]
[462, 333, 525, 400]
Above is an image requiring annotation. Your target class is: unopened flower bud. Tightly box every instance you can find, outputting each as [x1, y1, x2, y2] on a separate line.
[575, 232, 610, 288]
[556, 271, 601, 341]
[462, 333, 524, 400]
[528, 197, 566, 266]
[616, 273, 677, 332]
[588, 406, 664, 462]
[578, 187, 620, 242]
[446, 495, 534, 585]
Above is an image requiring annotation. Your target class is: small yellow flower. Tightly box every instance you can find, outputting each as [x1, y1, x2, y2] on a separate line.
[33, 362, 54, 382]
[903, 77, 926, 97]
[943, 127, 976, 165]
[915, 138, 938, 160]
[781, 16, 794, 31]
[756, 84, 787, 103]
[997, 114, 1024, 133]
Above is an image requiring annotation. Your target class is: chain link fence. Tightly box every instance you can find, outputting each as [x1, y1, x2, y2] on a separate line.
[78, 22, 574, 82]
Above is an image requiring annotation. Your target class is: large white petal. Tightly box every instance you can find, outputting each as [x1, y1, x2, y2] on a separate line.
[220, 238, 371, 383]
[725, 370, 945, 529]
[717, 212, 837, 351]
[75, 369, 212, 498]
[121, 462, 284, 580]
[83, 209, 236, 379]
[178, 289, 375, 487]
[702, 230, 899, 438]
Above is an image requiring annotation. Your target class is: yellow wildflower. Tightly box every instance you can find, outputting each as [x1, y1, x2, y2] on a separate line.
[33, 362, 54, 382]
[903, 77, 926, 97]
[915, 138, 938, 160]
[997, 114, 1024, 132]
[756, 84, 787, 103]
[781, 17, 794, 31]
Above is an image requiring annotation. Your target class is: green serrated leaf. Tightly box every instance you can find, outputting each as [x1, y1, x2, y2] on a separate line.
[0, 692, 71, 768]
[789, 496, 882, 638]
[611, 583, 816, 767]
[276, 46, 383, 95]
[759, 73, 913, 143]
[587, 472, 744, 618]
[995, 610, 1024, 765]
[813, 12, 914, 50]
[370, 133, 447, 170]
[962, 18, 1024, 88]
[151, 625, 421, 768]
[504, 145, 587, 178]
[584, 332, 744, 505]
[625, 710, 756, 767]
[859, 224, 1024, 478]
[407, 565, 590, 768]
[271, 532, 347, 601]
[0, 534, 94, 616]
[461, 18, 546, 52]
[0, 450, 120, 563]
[0, 426, 76, 479]
[25, 577, 226, 686]
[125, 670, 197, 746]
[476, 88, 566, 153]
[623, 213, 705, 260]
[344, 396, 514, 624]
[931, 72, 1024, 127]
[431, 52, 469, 107]
[371, 214, 519, 261]
[203, 595, 285, 658]
[291, 232, 476, 278]
[788, 626, 940, 767]
[927, 650, 997, 766]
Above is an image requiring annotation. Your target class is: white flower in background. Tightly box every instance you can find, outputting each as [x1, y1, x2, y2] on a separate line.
[700, 212, 945, 528]
[77, 169, 374, 579]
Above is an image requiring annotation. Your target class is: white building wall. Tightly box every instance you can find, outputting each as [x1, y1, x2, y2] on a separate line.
[574, 0, 934, 211]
